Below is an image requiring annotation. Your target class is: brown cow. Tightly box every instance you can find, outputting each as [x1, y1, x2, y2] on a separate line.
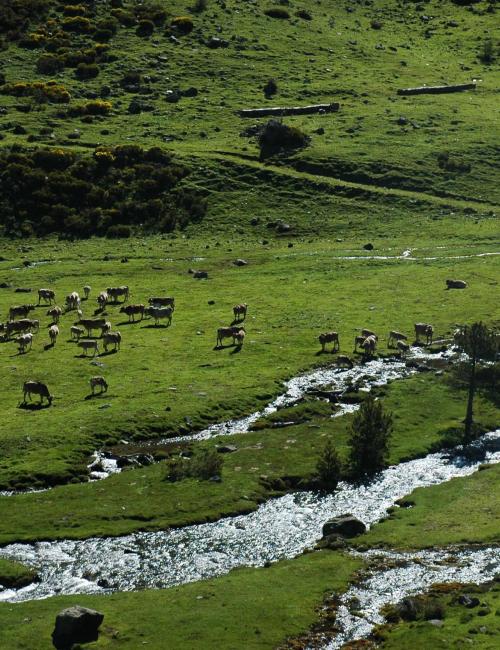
[319, 331, 340, 353]
[120, 304, 144, 322]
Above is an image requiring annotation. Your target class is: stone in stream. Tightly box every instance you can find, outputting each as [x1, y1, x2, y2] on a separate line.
[322, 514, 366, 538]
[52, 605, 104, 649]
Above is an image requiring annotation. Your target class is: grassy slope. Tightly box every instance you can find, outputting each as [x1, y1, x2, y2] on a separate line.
[1, 236, 499, 489]
[357, 462, 500, 550]
[1, 366, 499, 545]
[0, 551, 362, 650]
[0, 559, 37, 590]
[1, 1, 498, 208]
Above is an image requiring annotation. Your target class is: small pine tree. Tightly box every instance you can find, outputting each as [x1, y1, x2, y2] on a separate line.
[454, 322, 498, 445]
[348, 395, 393, 477]
[315, 439, 342, 491]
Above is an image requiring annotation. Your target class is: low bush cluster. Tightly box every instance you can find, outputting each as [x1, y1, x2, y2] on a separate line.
[0, 144, 207, 238]
[170, 16, 194, 35]
[258, 119, 310, 158]
[0, 0, 52, 40]
[67, 99, 112, 116]
[437, 152, 471, 173]
[165, 449, 224, 482]
[264, 7, 290, 19]
[1, 80, 71, 103]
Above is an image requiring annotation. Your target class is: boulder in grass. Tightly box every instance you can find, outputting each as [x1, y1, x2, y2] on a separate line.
[52, 606, 104, 649]
[322, 514, 366, 538]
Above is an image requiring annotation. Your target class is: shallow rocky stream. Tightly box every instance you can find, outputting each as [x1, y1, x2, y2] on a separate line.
[0, 430, 498, 608]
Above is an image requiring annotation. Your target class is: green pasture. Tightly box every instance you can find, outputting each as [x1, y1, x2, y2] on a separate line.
[0, 368, 498, 545]
[0, 235, 499, 489]
[0, 551, 362, 650]
[357, 461, 500, 550]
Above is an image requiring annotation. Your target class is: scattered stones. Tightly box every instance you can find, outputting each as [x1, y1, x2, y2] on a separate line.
[458, 595, 480, 609]
[217, 445, 237, 454]
[52, 606, 104, 650]
[233, 259, 248, 266]
[207, 37, 229, 49]
[322, 514, 366, 538]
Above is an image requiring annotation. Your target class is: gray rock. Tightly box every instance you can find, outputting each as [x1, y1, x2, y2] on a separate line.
[429, 619, 444, 627]
[234, 259, 248, 266]
[217, 445, 237, 454]
[193, 270, 208, 279]
[458, 595, 480, 608]
[363, 243, 374, 251]
[322, 514, 366, 538]
[52, 605, 104, 649]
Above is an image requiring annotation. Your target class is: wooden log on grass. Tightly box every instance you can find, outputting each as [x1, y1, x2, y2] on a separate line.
[397, 82, 476, 96]
[238, 102, 340, 118]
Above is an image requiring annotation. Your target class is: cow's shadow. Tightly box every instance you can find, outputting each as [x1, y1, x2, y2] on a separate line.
[142, 323, 171, 329]
[116, 320, 140, 326]
[18, 402, 50, 410]
[98, 349, 117, 357]
[230, 345, 243, 355]
[84, 392, 110, 400]
[44, 342, 55, 351]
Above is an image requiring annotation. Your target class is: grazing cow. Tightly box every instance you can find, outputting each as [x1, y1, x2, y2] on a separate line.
[78, 318, 107, 337]
[16, 332, 33, 354]
[354, 335, 366, 352]
[388, 330, 408, 348]
[83, 285, 91, 300]
[233, 303, 248, 321]
[100, 321, 112, 336]
[48, 324, 59, 346]
[103, 331, 121, 352]
[336, 355, 354, 369]
[148, 296, 175, 309]
[47, 306, 63, 323]
[120, 304, 144, 322]
[362, 335, 377, 356]
[38, 288, 55, 305]
[145, 305, 173, 326]
[446, 279, 468, 290]
[71, 325, 84, 341]
[233, 328, 246, 347]
[216, 326, 241, 347]
[319, 331, 340, 353]
[97, 291, 109, 309]
[90, 376, 108, 394]
[9, 304, 35, 321]
[107, 286, 129, 303]
[23, 380, 53, 405]
[77, 339, 99, 357]
[361, 328, 378, 341]
[396, 340, 410, 357]
[25, 318, 39, 332]
[414, 323, 434, 345]
[6, 319, 33, 338]
[65, 291, 80, 311]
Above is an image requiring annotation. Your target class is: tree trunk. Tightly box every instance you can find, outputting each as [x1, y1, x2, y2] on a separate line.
[463, 357, 476, 445]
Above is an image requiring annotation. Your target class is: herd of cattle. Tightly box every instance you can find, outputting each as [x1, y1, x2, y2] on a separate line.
[318, 323, 434, 357]
[2, 284, 439, 406]
[0, 285, 181, 405]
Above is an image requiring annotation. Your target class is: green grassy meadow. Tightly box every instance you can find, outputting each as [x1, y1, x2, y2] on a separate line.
[0, 0, 499, 647]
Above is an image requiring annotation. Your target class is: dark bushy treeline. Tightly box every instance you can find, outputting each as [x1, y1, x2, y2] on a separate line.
[0, 145, 207, 238]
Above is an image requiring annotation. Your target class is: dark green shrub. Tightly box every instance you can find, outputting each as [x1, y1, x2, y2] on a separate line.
[62, 5, 86, 17]
[62, 16, 94, 33]
[296, 9, 312, 20]
[33, 148, 75, 170]
[264, 7, 290, 19]
[192, 0, 208, 12]
[437, 152, 471, 173]
[263, 78, 278, 97]
[110, 9, 136, 27]
[75, 62, 100, 79]
[106, 224, 131, 238]
[192, 449, 223, 480]
[315, 439, 342, 491]
[258, 119, 310, 158]
[479, 39, 495, 63]
[348, 395, 393, 477]
[170, 16, 194, 34]
[94, 28, 113, 42]
[36, 54, 64, 75]
[136, 19, 155, 37]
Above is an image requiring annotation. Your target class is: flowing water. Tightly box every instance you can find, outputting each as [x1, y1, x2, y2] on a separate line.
[1, 430, 498, 604]
[323, 546, 500, 649]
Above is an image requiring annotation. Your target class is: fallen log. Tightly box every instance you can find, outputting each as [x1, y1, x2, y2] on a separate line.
[238, 102, 340, 118]
[397, 82, 476, 96]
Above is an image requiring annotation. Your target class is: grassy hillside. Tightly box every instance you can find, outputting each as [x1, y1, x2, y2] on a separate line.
[0, 1, 498, 648]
